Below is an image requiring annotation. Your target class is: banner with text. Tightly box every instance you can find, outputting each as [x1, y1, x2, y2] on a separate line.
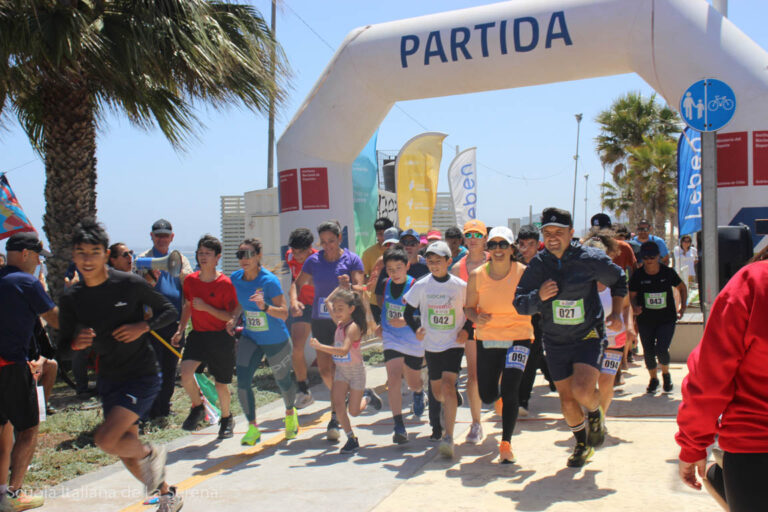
[396, 132, 446, 232]
[0, 174, 35, 240]
[447, 147, 478, 226]
[677, 128, 702, 236]
[352, 131, 379, 254]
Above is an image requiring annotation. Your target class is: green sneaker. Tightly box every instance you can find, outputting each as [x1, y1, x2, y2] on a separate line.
[285, 407, 299, 440]
[241, 424, 262, 446]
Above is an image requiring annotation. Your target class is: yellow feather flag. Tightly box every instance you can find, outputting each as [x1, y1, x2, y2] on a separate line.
[396, 132, 447, 232]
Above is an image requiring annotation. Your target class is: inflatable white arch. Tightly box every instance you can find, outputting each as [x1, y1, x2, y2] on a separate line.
[277, 0, 768, 250]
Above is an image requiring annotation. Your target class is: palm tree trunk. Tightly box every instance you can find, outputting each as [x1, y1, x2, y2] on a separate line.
[41, 77, 97, 301]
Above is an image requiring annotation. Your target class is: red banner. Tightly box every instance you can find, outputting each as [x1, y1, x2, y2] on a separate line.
[278, 169, 299, 213]
[716, 132, 748, 187]
[753, 131, 768, 186]
[300, 167, 329, 210]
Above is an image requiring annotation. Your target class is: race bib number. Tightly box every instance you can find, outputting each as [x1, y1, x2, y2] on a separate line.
[333, 352, 351, 363]
[317, 297, 331, 318]
[386, 303, 405, 321]
[428, 307, 455, 330]
[553, 299, 585, 325]
[600, 351, 622, 375]
[245, 310, 269, 332]
[505, 345, 530, 370]
[644, 292, 667, 310]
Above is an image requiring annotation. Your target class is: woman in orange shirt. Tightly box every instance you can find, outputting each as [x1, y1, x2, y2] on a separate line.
[464, 226, 533, 464]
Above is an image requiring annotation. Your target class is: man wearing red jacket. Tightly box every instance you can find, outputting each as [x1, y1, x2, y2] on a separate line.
[676, 257, 768, 511]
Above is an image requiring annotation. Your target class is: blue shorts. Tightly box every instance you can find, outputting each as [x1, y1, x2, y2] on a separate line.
[287, 304, 312, 328]
[98, 372, 162, 420]
[544, 337, 606, 382]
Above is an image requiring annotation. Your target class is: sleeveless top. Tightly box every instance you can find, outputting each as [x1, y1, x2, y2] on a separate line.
[475, 262, 534, 346]
[381, 276, 423, 357]
[599, 288, 626, 349]
[456, 252, 489, 282]
[333, 320, 363, 365]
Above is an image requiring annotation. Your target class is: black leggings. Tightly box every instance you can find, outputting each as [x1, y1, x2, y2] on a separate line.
[706, 451, 768, 512]
[637, 320, 675, 370]
[476, 340, 529, 442]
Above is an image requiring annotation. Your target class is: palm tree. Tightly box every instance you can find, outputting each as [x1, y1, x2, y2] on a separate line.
[594, 92, 680, 229]
[627, 134, 678, 236]
[0, 0, 287, 299]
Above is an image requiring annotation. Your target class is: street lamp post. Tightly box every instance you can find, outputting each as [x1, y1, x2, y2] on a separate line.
[584, 173, 590, 235]
[571, 113, 583, 221]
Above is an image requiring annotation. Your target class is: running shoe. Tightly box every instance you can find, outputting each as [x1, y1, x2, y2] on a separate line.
[285, 407, 299, 440]
[5, 489, 43, 511]
[218, 415, 235, 440]
[393, 423, 408, 444]
[181, 404, 205, 431]
[241, 424, 262, 446]
[364, 388, 383, 410]
[662, 373, 674, 392]
[411, 391, 425, 417]
[495, 398, 503, 417]
[294, 390, 315, 410]
[140, 443, 167, 495]
[586, 407, 606, 448]
[566, 442, 594, 468]
[156, 486, 183, 512]
[429, 427, 443, 442]
[326, 417, 341, 442]
[340, 435, 359, 454]
[465, 422, 483, 444]
[518, 406, 529, 417]
[499, 441, 516, 464]
[647, 377, 660, 394]
[439, 435, 454, 458]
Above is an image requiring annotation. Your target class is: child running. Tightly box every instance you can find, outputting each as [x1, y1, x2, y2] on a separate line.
[404, 241, 469, 457]
[227, 238, 299, 445]
[376, 247, 425, 444]
[310, 287, 381, 455]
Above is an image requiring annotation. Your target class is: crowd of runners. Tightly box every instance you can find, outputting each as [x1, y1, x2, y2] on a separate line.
[2, 206, 766, 512]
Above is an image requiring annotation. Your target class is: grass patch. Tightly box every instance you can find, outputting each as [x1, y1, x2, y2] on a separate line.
[26, 346, 384, 491]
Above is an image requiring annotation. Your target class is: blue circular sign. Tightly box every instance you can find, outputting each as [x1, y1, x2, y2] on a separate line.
[680, 79, 736, 132]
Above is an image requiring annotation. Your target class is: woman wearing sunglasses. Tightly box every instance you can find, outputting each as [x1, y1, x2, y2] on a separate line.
[450, 219, 489, 444]
[463, 226, 533, 464]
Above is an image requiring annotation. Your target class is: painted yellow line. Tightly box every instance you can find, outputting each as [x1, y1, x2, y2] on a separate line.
[120, 412, 331, 512]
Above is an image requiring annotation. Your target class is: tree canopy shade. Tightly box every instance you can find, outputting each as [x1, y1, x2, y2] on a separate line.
[0, 0, 288, 298]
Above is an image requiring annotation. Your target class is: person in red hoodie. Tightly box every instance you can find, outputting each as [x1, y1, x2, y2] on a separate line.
[676, 248, 768, 512]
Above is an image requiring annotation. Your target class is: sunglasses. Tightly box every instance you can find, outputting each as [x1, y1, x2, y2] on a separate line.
[121, 250, 134, 258]
[236, 249, 258, 259]
[641, 254, 658, 260]
[487, 240, 511, 250]
[400, 239, 419, 247]
[465, 232, 484, 239]
[637, 227, 649, 232]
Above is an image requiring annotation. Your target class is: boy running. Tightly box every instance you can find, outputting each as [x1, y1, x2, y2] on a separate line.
[173, 235, 238, 439]
[58, 219, 182, 511]
[404, 241, 469, 457]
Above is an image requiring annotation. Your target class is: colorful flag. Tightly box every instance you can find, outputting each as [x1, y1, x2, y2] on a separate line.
[396, 132, 447, 232]
[0, 174, 35, 240]
[352, 131, 379, 254]
[677, 128, 702, 236]
[447, 147, 478, 226]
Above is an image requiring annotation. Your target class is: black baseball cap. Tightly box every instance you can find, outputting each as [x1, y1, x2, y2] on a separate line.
[151, 219, 173, 235]
[6, 232, 52, 257]
[541, 208, 573, 228]
[590, 213, 612, 228]
[639, 241, 660, 258]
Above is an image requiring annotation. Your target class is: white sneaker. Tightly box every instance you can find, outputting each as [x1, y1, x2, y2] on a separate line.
[295, 390, 315, 409]
[518, 406, 529, 417]
[156, 486, 183, 512]
[465, 422, 483, 444]
[439, 436, 455, 458]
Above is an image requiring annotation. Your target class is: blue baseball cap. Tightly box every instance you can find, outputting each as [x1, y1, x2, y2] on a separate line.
[399, 229, 419, 241]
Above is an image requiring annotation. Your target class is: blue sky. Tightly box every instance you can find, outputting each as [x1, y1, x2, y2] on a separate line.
[2, 0, 766, 250]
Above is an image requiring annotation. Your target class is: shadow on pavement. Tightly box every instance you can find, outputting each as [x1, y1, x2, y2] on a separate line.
[496, 468, 617, 511]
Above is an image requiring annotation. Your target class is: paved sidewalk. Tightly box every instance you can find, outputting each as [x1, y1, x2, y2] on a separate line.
[39, 359, 719, 511]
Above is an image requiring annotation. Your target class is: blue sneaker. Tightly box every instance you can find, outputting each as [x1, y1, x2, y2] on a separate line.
[412, 391, 425, 417]
[393, 423, 408, 444]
